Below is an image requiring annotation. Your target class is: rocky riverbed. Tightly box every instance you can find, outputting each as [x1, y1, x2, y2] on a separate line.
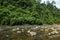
[0, 24, 60, 40]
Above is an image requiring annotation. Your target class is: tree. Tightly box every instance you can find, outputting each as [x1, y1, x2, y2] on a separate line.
[0, 0, 60, 25]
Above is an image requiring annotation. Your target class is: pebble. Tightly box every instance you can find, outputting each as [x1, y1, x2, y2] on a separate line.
[12, 29, 17, 31]
[50, 27, 55, 30]
[35, 26, 39, 28]
[16, 28, 20, 30]
[29, 31, 37, 36]
[27, 30, 30, 33]
[17, 31, 21, 33]
[21, 29, 24, 32]
[6, 35, 9, 37]
[48, 33, 51, 35]
[27, 30, 37, 36]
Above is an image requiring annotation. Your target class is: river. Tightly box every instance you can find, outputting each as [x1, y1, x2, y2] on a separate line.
[0, 25, 60, 40]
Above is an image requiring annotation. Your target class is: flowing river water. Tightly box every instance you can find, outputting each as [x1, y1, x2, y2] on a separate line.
[0, 24, 60, 40]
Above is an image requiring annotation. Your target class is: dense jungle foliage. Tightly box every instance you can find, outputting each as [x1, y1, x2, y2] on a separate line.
[0, 0, 60, 25]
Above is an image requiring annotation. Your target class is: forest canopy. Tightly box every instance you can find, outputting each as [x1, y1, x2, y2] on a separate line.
[0, 0, 60, 25]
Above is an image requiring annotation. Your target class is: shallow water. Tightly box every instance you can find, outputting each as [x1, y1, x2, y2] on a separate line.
[0, 25, 60, 40]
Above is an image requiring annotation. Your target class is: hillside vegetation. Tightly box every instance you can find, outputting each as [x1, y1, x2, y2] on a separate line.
[0, 0, 60, 25]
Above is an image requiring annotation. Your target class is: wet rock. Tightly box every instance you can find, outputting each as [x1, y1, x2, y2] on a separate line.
[6, 35, 9, 37]
[51, 30, 59, 34]
[48, 34, 60, 39]
[21, 29, 24, 32]
[17, 31, 21, 33]
[48, 33, 51, 35]
[27, 30, 37, 36]
[50, 27, 55, 30]
[16, 28, 20, 30]
[30, 32, 37, 36]
[12, 29, 17, 31]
